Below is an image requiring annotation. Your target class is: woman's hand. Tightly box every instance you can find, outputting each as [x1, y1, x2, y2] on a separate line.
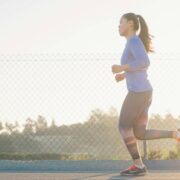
[111, 64, 123, 74]
[115, 73, 125, 82]
[112, 64, 130, 74]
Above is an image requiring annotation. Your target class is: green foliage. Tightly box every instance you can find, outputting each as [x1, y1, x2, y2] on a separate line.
[148, 149, 162, 159]
[0, 109, 180, 160]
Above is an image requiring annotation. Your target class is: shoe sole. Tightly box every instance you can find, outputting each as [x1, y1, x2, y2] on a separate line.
[120, 171, 147, 176]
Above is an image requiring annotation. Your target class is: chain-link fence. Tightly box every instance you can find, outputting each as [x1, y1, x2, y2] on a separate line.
[0, 52, 180, 161]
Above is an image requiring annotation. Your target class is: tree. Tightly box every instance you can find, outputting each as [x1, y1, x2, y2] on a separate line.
[23, 117, 35, 135]
[35, 115, 48, 135]
[5, 122, 18, 134]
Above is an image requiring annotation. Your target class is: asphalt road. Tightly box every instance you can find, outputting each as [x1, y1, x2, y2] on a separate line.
[0, 171, 180, 180]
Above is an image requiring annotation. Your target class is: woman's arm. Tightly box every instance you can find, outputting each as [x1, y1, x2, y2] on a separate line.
[127, 38, 150, 71]
[112, 38, 150, 74]
[112, 64, 131, 74]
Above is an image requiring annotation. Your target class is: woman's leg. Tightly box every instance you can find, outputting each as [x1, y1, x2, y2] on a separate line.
[118, 91, 144, 163]
[118, 90, 176, 167]
[118, 126, 142, 161]
[131, 94, 177, 167]
[133, 96, 175, 140]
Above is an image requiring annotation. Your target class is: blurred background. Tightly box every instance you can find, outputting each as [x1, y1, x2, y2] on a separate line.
[0, 0, 180, 161]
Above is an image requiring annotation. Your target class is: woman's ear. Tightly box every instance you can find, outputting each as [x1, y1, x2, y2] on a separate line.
[127, 20, 134, 28]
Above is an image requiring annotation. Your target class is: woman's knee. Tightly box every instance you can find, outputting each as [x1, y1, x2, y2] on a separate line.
[118, 124, 133, 138]
[133, 127, 145, 140]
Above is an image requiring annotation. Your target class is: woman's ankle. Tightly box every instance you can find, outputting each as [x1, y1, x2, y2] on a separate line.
[133, 158, 144, 166]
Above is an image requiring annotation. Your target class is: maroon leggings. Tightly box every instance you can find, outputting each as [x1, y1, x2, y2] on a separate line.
[118, 90, 173, 160]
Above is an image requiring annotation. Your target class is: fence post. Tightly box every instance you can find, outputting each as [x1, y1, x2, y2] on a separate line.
[143, 140, 148, 160]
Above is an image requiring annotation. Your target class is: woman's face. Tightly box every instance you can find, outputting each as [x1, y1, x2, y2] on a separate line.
[118, 17, 132, 36]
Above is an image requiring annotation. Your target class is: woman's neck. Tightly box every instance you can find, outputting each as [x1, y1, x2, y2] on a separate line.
[125, 32, 136, 40]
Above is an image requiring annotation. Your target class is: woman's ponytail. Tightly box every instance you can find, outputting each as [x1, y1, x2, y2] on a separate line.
[137, 14, 154, 53]
[122, 13, 154, 53]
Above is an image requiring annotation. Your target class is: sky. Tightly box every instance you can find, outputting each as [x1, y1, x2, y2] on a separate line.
[0, 0, 180, 128]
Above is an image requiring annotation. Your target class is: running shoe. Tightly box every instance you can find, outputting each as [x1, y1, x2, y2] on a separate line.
[120, 164, 147, 176]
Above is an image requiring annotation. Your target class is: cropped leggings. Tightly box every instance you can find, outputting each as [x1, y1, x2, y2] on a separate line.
[118, 90, 174, 160]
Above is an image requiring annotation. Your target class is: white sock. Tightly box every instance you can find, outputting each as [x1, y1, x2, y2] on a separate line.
[135, 163, 145, 169]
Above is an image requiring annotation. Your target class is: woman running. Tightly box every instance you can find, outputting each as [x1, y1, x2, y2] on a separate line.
[111, 12, 180, 176]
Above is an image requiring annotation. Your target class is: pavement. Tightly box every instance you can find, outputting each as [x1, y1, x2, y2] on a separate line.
[0, 160, 180, 180]
[0, 171, 180, 180]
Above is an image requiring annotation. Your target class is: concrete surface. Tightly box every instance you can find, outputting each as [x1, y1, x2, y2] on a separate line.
[1, 160, 180, 172]
[0, 160, 180, 179]
[0, 171, 180, 180]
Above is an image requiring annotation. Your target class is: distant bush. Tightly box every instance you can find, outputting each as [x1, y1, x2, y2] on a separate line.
[0, 152, 94, 160]
[148, 149, 162, 159]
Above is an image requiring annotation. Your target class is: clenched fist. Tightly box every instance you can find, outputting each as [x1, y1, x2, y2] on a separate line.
[115, 73, 125, 82]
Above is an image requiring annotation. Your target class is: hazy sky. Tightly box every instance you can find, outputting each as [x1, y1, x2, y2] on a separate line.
[0, 0, 180, 128]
